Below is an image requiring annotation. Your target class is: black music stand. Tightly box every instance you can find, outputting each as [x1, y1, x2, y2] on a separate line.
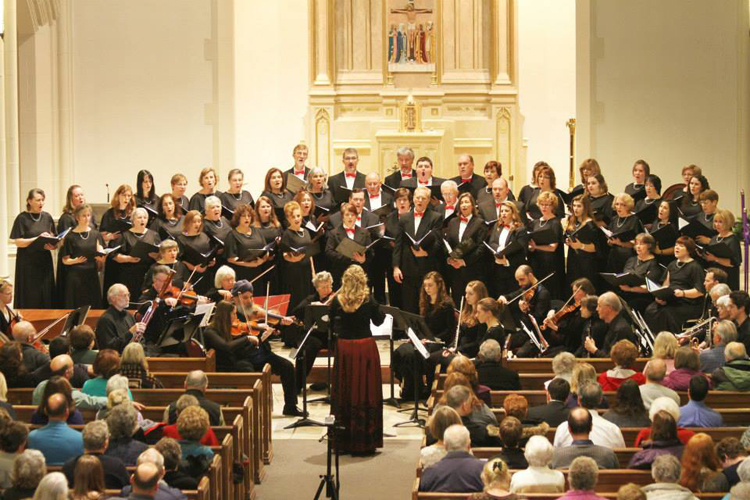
[306, 304, 332, 405]
[393, 326, 430, 428]
[380, 305, 408, 409]
[285, 326, 326, 429]
[60, 306, 90, 337]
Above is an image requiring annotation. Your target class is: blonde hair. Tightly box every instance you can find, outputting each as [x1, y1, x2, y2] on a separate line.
[613, 193, 635, 212]
[570, 363, 596, 394]
[653, 332, 678, 360]
[537, 190, 559, 209]
[337, 265, 369, 313]
[121, 343, 149, 372]
[714, 208, 735, 230]
[480, 458, 511, 490]
[0, 372, 7, 402]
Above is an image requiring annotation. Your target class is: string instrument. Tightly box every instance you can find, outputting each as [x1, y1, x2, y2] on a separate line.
[135, 269, 177, 343]
[507, 272, 555, 305]
[541, 286, 581, 331]
[30, 313, 71, 353]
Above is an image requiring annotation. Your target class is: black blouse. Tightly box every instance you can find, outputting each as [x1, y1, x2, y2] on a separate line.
[120, 230, 161, 262]
[280, 228, 313, 264]
[329, 296, 385, 340]
[219, 191, 255, 213]
[312, 190, 336, 213]
[423, 301, 457, 344]
[622, 255, 663, 283]
[588, 194, 615, 226]
[225, 228, 266, 262]
[203, 217, 233, 244]
[61, 230, 104, 270]
[10, 212, 56, 246]
[203, 327, 254, 370]
[667, 259, 705, 305]
[150, 216, 184, 241]
[255, 222, 282, 245]
[58, 211, 98, 233]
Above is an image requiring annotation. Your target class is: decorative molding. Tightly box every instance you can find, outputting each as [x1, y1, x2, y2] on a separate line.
[496, 106, 512, 180]
[23, 0, 59, 32]
[315, 109, 331, 172]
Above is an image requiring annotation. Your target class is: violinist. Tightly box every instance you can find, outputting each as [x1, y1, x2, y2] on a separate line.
[207, 265, 236, 303]
[0, 280, 21, 342]
[95, 284, 146, 353]
[499, 265, 551, 353]
[11, 321, 50, 372]
[543, 278, 596, 354]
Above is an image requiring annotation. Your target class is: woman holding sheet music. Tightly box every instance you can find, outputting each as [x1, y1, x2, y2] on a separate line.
[10, 188, 57, 308]
[188, 167, 221, 214]
[177, 210, 215, 295]
[527, 191, 564, 300]
[280, 201, 314, 310]
[202, 196, 232, 273]
[605, 193, 643, 275]
[634, 174, 662, 231]
[679, 174, 709, 218]
[60, 204, 105, 308]
[487, 201, 528, 298]
[260, 168, 293, 221]
[652, 200, 678, 267]
[218, 168, 254, 213]
[444, 193, 487, 306]
[149, 193, 184, 241]
[703, 209, 741, 291]
[306, 167, 335, 214]
[225, 204, 270, 283]
[113, 207, 161, 299]
[253, 196, 283, 293]
[564, 194, 600, 293]
[135, 169, 159, 220]
[617, 233, 663, 313]
[584, 173, 614, 227]
[325, 203, 371, 287]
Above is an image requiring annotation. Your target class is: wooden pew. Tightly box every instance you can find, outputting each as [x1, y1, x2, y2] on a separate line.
[220, 433, 233, 500]
[147, 352, 217, 373]
[209, 453, 222, 500]
[504, 358, 650, 374]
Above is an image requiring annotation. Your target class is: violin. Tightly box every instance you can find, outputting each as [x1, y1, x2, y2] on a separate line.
[162, 285, 201, 307]
[541, 286, 582, 332]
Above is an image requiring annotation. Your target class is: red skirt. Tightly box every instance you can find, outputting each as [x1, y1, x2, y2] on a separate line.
[332, 337, 383, 453]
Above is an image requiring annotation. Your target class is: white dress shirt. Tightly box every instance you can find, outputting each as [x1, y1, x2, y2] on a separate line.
[368, 191, 383, 211]
[345, 172, 356, 190]
[458, 214, 472, 241]
[553, 410, 625, 448]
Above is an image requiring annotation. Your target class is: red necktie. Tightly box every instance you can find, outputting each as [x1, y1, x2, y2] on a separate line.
[414, 211, 424, 218]
[445, 205, 455, 211]
[345, 172, 356, 178]
[460, 216, 469, 223]
[370, 193, 379, 199]
[356, 216, 361, 222]
[402, 173, 412, 179]
[418, 180, 429, 186]
[495, 203, 503, 208]
[294, 170, 305, 176]
[345, 228, 355, 234]
[461, 178, 471, 184]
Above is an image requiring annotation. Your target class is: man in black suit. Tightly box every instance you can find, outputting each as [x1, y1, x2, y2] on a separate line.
[326, 188, 381, 239]
[400, 156, 445, 193]
[527, 377, 571, 427]
[478, 177, 526, 223]
[451, 154, 487, 199]
[393, 186, 442, 313]
[501, 265, 553, 355]
[583, 291, 637, 357]
[328, 148, 366, 205]
[364, 172, 394, 212]
[364, 172, 393, 304]
[433, 180, 458, 227]
[384, 146, 416, 190]
[283, 143, 310, 185]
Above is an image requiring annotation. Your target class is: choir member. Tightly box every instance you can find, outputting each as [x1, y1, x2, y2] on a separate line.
[0, 280, 20, 341]
[644, 236, 706, 333]
[112, 207, 161, 299]
[616, 233, 663, 312]
[142, 240, 186, 291]
[478, 177, 525, 224]
[584, 173, 614, 227]
[149, 193, 185, 241]
[329, 265, 386, 454]
[60, 204, 105, 308]
[695, 189, 719, 245]
[177, 210, 215, 295]
[283, 143, 310, 184]
[564, 194, 600, 292]
[260, 168, 293, 220]
[306, 166, 335, 216]
[679, 174, 709, 218]
[476, 160, 503, 205]
[524, 164, 566, 220]
[652, 200, 678, 267]
[517, 161, 546, 206]
[487, 201, 529, 298]
[280, 201, 314, 310]
[294, 190, 320, 230]
[225, 204, 270, 284]
[582, 291, 637, 358]
[100, 184, 136, 244]
[10, 188, 57, 308]
[444, 193, 487, 306]
[392, 186, 443, 313]
[392, 271, 456, 400]
[326, 188, 380, 237]
[606, 193, 643, 275]
[635, 174, 662, 230]
[384, 146, 416, 190]
[364, 173, 392, 304]
[219, 168, 254, 214]
[325, 202, 372, 287]
[202, 196, 232, 266]
[677, 164, 702, 200]
[401, 156, 444, 191]
[253, 196, 283, 293]
[364, 172, 393, 211]
[135, 170, 159, 221]
[58, 185, 97, 233]
[169, 173, 190, 212]
[569, 158, 601, 201]
[188, 167, 220, 214]
[624, 159, 650, 202]
[703, 209, 741, 291]
[527, 191, 564, 299]
[450, 154, 487, 200]
[328, 148, 366, 206]
[95, 284, 146, 352]
[384, 188, 412, 309]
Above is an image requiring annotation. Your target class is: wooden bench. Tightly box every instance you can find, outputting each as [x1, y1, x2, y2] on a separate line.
[147, 352, 217, 373]
[504, 358, 650, 374]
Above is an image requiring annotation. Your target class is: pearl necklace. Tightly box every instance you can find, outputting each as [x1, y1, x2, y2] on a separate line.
[79, 230, 90, 240]
[29, 212, 42, 222]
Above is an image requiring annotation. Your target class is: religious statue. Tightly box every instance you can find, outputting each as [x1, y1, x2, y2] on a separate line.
[388, 0, 434, 68]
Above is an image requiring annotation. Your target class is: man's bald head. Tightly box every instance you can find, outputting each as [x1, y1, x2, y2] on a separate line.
[11, 321, 35, 343]
[45, 393, 69, 421]
[132, 462, 161, 494]
[645, 358, 667, 383]
[50, 355, 74, 378]
[568, 407, 592, 437]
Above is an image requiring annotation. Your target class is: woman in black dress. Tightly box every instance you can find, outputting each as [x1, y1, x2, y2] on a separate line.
[452, 281, 489, 359]
[652, 200, 678, 267]
[177, 210, 215, 295]
[606, 193, 643, 275]
[384, 188, 412, 309]
[100, 184, 136, 299]
[565, 194, 600, 293]
[486, 201, 528, 298]
[149, 193, 185, 241]
[307, 166, 335, 216]
[517, 161, 545, 206]
[325, 203, 371, 287]
[524, 165, 566, 220]
[624, 159, 649, 202]
[10, 188, 57, 308]
[585, 173, 615, 227]
[461, 298, 506, 359]
[135, 169, 159, 223]
[527, 191, 564, 300]
[569, 158, 601, 203]
[280, 201, 313, 311]
[617, 233, 663, 313]
[188, 167, 220, 214]
[294, 190, 326, 272]
[253, 196, 283, 294]
[444, 193, 487, 306]
[219, 168, 254, 214]
[202, 196, 232, 273]
[635, 174, 662, 231]
[329, 265, 386, 455]
[679, 174, 709, 218]
[113, 208, 161, 299]
[261, 168, 293, 221]
[644, 236, 706, 333]
[703, 209, 742, 291]
[60, 204, 105, 308]
[56, 185, 98, 307]
[169, 173, 190, 212]
[225, 204, 270, 283]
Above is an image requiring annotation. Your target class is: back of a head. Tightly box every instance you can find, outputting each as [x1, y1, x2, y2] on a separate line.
[155, 438, 183, 471]
[649, 397, 680, 423]
[568, 407, 593, 436]
[645, 358, 667, 383]
[477, 339, 502, 363]
[650, 410, 678, 442]
[13, 449, 46, 490]
[0, 422, 28, 454]
[48, 337, 70, 359]
[725, 342, 747, 362]
[480, 459, 510, 491]
[186, 370, 208, 391]
[445, 385, 471, 411]
[107, 402, 138, 440]
[524, 435, 554, 467]
[688, 374, 710, 402]
[427, 406, 462, 443]
[552, 352, 575, 377]
[651, 454, 681, 483]
[82, 420, 109, 452]
[715, 438, 745, 463]
[548, 377, 571, 402]
[177, 405, 209, 442]
[32, 471, 68, 500]
[447, 355, 478, 385]
[132, 462, 161, 494]
[730, 482, 750, 500]
[442, 424, 470, 452]
[72, 454, 105, 499]
[568, 456, 599, 491]
[737, 457, 750, 483]
[105, 374, 130, 395]
[617, 483, 646, 500]
[70, 325, 95, 352]
[579, 382, 603, 409]
[499, 416, 522, 449]
[503, 394, 528, 420]
[45, 393, 69, 420]
[175, 394, 200, 415]
[137, 448, 165, 470]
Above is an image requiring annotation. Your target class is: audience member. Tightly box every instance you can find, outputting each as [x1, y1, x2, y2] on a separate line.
[598, 340, 646, 391]
[635, 397, 695, 447]
[442, 385, 500, 447]
[440, 372, 498, 428]
[27, 393, 84, 465]
[551, 407, 619, 470]
[509, 435, 564, 494]
[176, 406, 214, 462]
[679, 374, 723, 428]
[566, 363, 608, 409]
[155, 438, 199, 490]
[553, 382, 625, 448]
[628, 410, 684, 469]
[158, 395, 219, 447]
[419, 425, 484, 493]
[0, 421, 27, 489]
[31, 376, 84, 425]
[70, 325, 99, 365]
[70, 454, 106, 500]
[641, 454, 698, 500]
[491, 417, 527, 469]
[664, 347, 706, 391]
[468, 459, 518, 500]
[556, 456, 608, 500]
[82, 349, 124, 397]
[38, 337, 90, 388]
[119, 448, 186, 500]
[527, 377, 571, 427]
[602, 379, 651, 427]
[680, 433, 730, 493]
[712, 342, 750, 391]
[4, 449, 46, 500]
[548, 351, 575, 387]
[0, 372, 17, 419]
[475, 340, 521, 391]
[105, 402, 148, 466]
[63, 420, 129, 489]
[716, 438, 747, 488]
[421, 406, 462, 469]
[728, 482, 750, 500]
[447, 356, 492, 406]
[165, 371, 224, 426]
[31, 355, 107, 411]
[618, 483, 646, 500]
[639, 358, 680, 409]
[31, 471, 68, 500]
[650, 332, 679, 375]
[119, 343, 163, 389]
[109, 461, 162, 500]
[0, 342, 43, 388]
[701, 320, 737, 373]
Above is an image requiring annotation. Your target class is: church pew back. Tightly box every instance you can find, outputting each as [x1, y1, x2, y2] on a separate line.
[504, 358, 650, 373]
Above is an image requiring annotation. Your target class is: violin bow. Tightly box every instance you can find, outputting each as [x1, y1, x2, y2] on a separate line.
[506, 272, 555, 305]
[249, 264, 276, 285]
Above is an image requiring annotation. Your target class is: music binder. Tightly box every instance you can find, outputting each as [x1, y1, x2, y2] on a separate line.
[635, 201, 658, 224]
[679, 217, 716, 239]
[443, 238, 476, 260]
[95, 245, 121, 258]
[129, 239, 160, 261]
[313, 204, 330, 219]
[371, 204, 393, 221]
[29, 227, 72, 251]
[529, 227, 558, 245]
[334, 237, 379, 260]
[646, 277, 674, 300]
[242, 240, 276, 262]
[101, 217, 133, 234]
[181, 244, 218, 267]
[285, 173, 305, 195]
[704, 240, 734, 259]
[406, 231, 434, 250]
[567, 222, 596, 245]
[221, 205, 234, 221]
[599, 272, 646, 288]
[483, 239, 523, 258]
[648, 223, 678, 249]
[609, 227, 637, 243]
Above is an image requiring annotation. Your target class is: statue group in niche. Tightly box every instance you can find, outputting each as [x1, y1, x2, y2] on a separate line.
[388, 1, 435, 65]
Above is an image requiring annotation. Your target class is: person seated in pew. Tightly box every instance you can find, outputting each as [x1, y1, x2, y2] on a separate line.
[32, 355, 107, 411]
[628, 410, 685, 470]
[31, 376, 84, 425]
[69, 454, 107, 500]
[551, 407, 619, 470]
[439, 374, 498, 428]
[711, 342, 750, 391]
[547, 351, 575, 388]
[598, 339, 647, 391]
[440, 385, 500, 447]
[11, 321, 50, 373]
[0, 421, 28, 489]
[582, 292, 638, 358]
[28, 393, 84, 466]
[418, 424, 484, 494]
[490, 416, 528, 469]
[554, 382, 625, 448]
[527, 378, 571, 428]
[154, 437, 199, 491]
[716, 438, 747, 488]
[566, 363, 609, 410]
[82, 350, 132, 399]
[104, 403, 148, 466]
[32, 336, 91, 389]
[635, 397, 695, 447]
[701, 319, 738, 374]
[474, 339, 521, 391]
[164, 370, 224, 426]
[680, 433, 730, 493]
[678, 374, 723, 428]
[70, 325, 99, 366]
[601, 379, 651, 428]
[4, 449, 46, 500]
[641, 454, 699, 500]
[649, 331, 678, 375]
[467, 458, 518, 500]
[110, 460, 164, 500]
[664, 347, 708, 392]
[639, 358, 681, 410]
[618, 483, 647, 500]
[502, 395, 550, 441]
[421, 406, 462, 469]
[150, 395, 218, 447]
[63, 420, 130, 490]
[118, 343, 163, 389]
[557, 456, 609, 500]
[175, 406, 213, 465]
[447, 355, 492, 406]
[509, 435, 564, 494]
[0, 373, 15, 420]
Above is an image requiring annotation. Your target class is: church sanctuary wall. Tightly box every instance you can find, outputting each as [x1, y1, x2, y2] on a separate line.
[577, 0, 750, 213]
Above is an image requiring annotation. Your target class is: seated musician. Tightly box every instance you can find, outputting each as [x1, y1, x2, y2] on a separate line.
[542, 277, 596, 355]
[11, 321, 50, 372]
[96, 284, 146, 353]
[572, 296, 608, 358]
[0, 279, 20, 343]
[582, 292, 637, 358]
[499, 265, 552, 356]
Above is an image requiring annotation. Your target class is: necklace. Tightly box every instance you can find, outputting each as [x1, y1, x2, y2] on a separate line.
[209, 218, 223, 229]
[79, 230, 90, 240]
[539, 218, 549, 228]
[676, 259, 691, 269]
[717, 234, 726, 243]
[616, 215, 629, 228]
[29, 212, 41, 222]
[294, 229, 304, 237]
[231, 191, 242, 200]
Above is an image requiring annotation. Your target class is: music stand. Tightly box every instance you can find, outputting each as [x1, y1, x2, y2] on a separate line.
[393, 328, 430, 428]
[60, 306, 90, 337]
[156, 313, 196, 349]
[285, 326, 326, 429]
[380, 305, 408, 409]
[305, 304, 332, 405]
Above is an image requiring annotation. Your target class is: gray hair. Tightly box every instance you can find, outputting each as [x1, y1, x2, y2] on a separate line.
[552, 352, 575, 377]
[649, 397, 680, 422]
[131, 207, 148, 223]
[578, 382, 603, 410]
[396, 146, 415, 159]
[725, 342, 747, 362]
[107, 284, 128, 304]
[445, 385, 471, 411]
[205, 195, 222, 210]
[214, 265, 236, 289]
[478, 339, 502, 362]
[443, 424, 470, 452]
[524, 435, 554, 467]
[717, 295, 733, 311]
[568, 456, 598, 491]
[312, 271, 333, 288]
[716, 320, 738, 344]
[186, 370, 208, 390]
[645, 358, 667, 382]
[175, 394, 200, 415]
[737, 458, 750, 482]
[651, 454, 681, 483]
[710, 284, 731, 302]
[106, 374, 131, 395]
[730, 482, 750, 500]
[82, 420, 110, 451]
[137, 448, 165, 471]
[12, 449, 46, 489]
[441, 180, 459, 194]
[107, 402, 138, 440]
[599, 292, 622, 313]
[32, 471, 67, 500]
[305, 167, 329, 190]
[155, 438, 182, 470]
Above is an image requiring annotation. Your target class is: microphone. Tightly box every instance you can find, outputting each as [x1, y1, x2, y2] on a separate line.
[106, 184, 110, 203]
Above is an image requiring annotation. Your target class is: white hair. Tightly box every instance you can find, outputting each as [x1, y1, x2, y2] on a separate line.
[738, 458, 750, 482]
[214, 265, 236, 289]
[137, 448, 165, 471]
[205, 195, 222, 210]
[396, 146, 415, 159]
[649, 397, 680, 422]
[725, 342, 748, 362]
[651, 454, 681, 483]
[131, 207, 148, 223]
[441, 180, 458, 194]
[32, 472, 68, 500]
[107, 284, 128, 304]
[443, 424, 471, 452]
[716, 320, 739, 344]
[552, 352, 576, 376]
[106, 374, 131, 395]
[524, 435, 554, 467]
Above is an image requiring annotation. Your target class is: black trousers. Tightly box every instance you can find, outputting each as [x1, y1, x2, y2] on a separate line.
[392, 342, 442, 399]
[401, 275, 423, 314]
[246, 348, 298, 409]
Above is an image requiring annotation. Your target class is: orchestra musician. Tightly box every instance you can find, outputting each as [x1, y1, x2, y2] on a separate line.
[0, 279, 21, 342]
[96, 284, 146, 352]
[582, 292, 637, 358]
[542, 278, 597, 355]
